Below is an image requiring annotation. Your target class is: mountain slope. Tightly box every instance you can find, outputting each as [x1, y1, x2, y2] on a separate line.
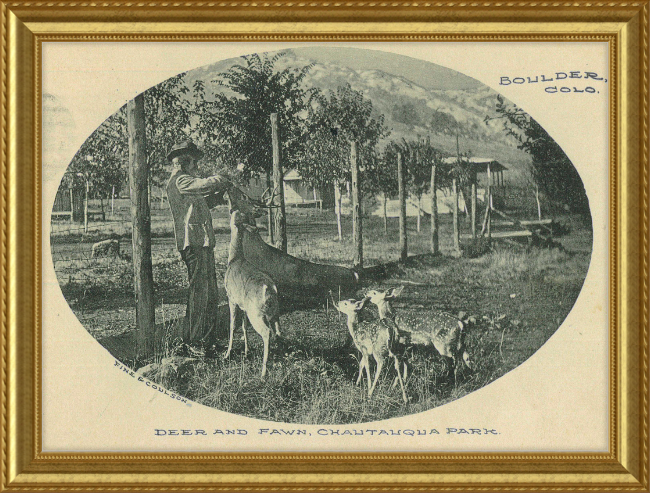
[183, 47, 532, 181]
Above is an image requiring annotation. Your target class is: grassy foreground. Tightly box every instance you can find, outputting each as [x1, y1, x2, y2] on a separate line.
[136, 245, 591, 424]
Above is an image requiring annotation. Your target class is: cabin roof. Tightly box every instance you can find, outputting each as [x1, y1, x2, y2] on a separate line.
[442, 157, 508, 173]
[283, 169, 302, 181]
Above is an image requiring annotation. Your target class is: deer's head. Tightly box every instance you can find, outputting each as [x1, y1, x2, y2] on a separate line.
[365, 286, 405, 305]
[331, 294, 368, 318]
[227, 185, 279, 227]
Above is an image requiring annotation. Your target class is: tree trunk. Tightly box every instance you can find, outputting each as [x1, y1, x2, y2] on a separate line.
[383, 192, 388, 234]
[452, 177, 460, 252]
[127, 93, 155, 358]
[271, 113, 287, 253]
[398, 152, 407, 262]
[535, 184, 542, 220]
[70, 188, 74, 224]
[83, 179, 89, 233]
[266, 170, 274, 244]
[334, 182, 343, 241]
[111, 185, 115, 217]
[430, 164, 438, 254]
[350, 141, 362, 269]
[471, 177, 477, 239]
[416, 195, 422, 233]
[487, 162, 492, 241]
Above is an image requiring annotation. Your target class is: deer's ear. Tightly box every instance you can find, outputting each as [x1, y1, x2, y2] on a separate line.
[355, 298, 368, 310]
[392, 285, 405, 297]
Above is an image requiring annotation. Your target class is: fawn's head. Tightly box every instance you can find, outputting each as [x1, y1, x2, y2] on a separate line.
[365, 286, 405, 305]
[332, 296, 368, 319]
[365, 286, 404, 319]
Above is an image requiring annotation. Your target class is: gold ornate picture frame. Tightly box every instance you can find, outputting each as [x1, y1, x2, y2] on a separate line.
[1, 1, 648, 491]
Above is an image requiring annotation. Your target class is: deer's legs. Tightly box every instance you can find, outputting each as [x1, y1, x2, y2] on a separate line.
[369, 355, 384, 398]
[249, 313, 271, 380]
[363, 355, 372, 391]
[356, 355, 369, 386]
[261, 331, 270, 380]
[224, 301, 239, 359]
[392, 361, 409, 389]
[393, 356, 408, 403]
[241, 315, 249, 356]
[356, 359, 364, 386]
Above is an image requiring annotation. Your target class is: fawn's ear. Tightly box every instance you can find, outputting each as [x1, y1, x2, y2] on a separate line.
[355, 298, 368, 310]
[388, 286, 405, 298]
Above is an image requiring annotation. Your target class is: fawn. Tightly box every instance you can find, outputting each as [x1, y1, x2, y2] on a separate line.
[365, 286, 472, 383]
[224, 210, 281, 379]
[332, 296, 408, 403]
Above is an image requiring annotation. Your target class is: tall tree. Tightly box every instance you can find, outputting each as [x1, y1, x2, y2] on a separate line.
[298, 83, 388, 241]
[67, 73, 191, 212]
[143, 73, 192, 203]
[403, 137, 438, 233]
[195, 52, 316, 180]
[365, 146, 398, 234]
[486, 94, 589, 214]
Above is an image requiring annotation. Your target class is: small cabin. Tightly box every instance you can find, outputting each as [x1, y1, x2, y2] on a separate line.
[246, 170, 332, 209]
[442, 157, 508, 210]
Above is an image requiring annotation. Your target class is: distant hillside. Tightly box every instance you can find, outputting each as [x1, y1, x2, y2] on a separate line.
[183, 47, 532, 183]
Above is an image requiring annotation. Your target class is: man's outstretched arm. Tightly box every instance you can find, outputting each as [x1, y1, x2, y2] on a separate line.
[175, 174, 231, 195]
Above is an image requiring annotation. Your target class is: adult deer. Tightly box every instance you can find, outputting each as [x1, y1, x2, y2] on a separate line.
[223, 185, 359, 296]
[332, 295, 408, 403]
[365, 287, 472, 383]
[223, 209, 281, 380]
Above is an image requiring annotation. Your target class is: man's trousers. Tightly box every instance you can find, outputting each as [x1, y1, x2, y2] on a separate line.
[180, 246, 219, 347]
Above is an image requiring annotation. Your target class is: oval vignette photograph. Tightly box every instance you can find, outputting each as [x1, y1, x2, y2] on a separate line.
[47, 47, 593, 425]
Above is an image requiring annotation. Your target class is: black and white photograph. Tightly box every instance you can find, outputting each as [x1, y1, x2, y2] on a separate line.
[41, 43, 608, 451]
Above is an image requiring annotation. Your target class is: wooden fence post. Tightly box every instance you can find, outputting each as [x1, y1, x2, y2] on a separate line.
[334, 182, 343, 241]
[487, 161, 492, 241]
[271, 113, 287, 253]
[266, 170, 274, 244]
[127, 93, 155, 357]
[398, 151, 408, 262]
[430, 162, 438, 254]
[471, 171, 477, 239]
[452, 175, 460, 252]
[350, 141, 362, 269]
[83, 178, 89, 233]
[69, 188, 74, 224]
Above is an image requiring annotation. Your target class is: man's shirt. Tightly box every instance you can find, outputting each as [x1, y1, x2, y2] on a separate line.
[166, 169, 228, 252]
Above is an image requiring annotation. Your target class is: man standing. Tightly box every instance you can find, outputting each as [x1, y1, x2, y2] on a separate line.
[166, 140, 232, 353]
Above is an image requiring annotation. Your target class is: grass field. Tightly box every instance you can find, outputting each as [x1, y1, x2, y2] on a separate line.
[51, 202, 593, 424]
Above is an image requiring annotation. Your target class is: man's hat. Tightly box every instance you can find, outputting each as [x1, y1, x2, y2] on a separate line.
[167, 140, 204, 162]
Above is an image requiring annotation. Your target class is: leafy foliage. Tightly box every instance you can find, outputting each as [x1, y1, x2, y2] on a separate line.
[378, 137, 450, 199]
[486, 95, 589, 213]
[66, 108, 128, 198]
[144, 73, 192, 189]
[298, 83, 389, 191]
[193, 52, 317, 181]
[67, 73, 191, 198]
